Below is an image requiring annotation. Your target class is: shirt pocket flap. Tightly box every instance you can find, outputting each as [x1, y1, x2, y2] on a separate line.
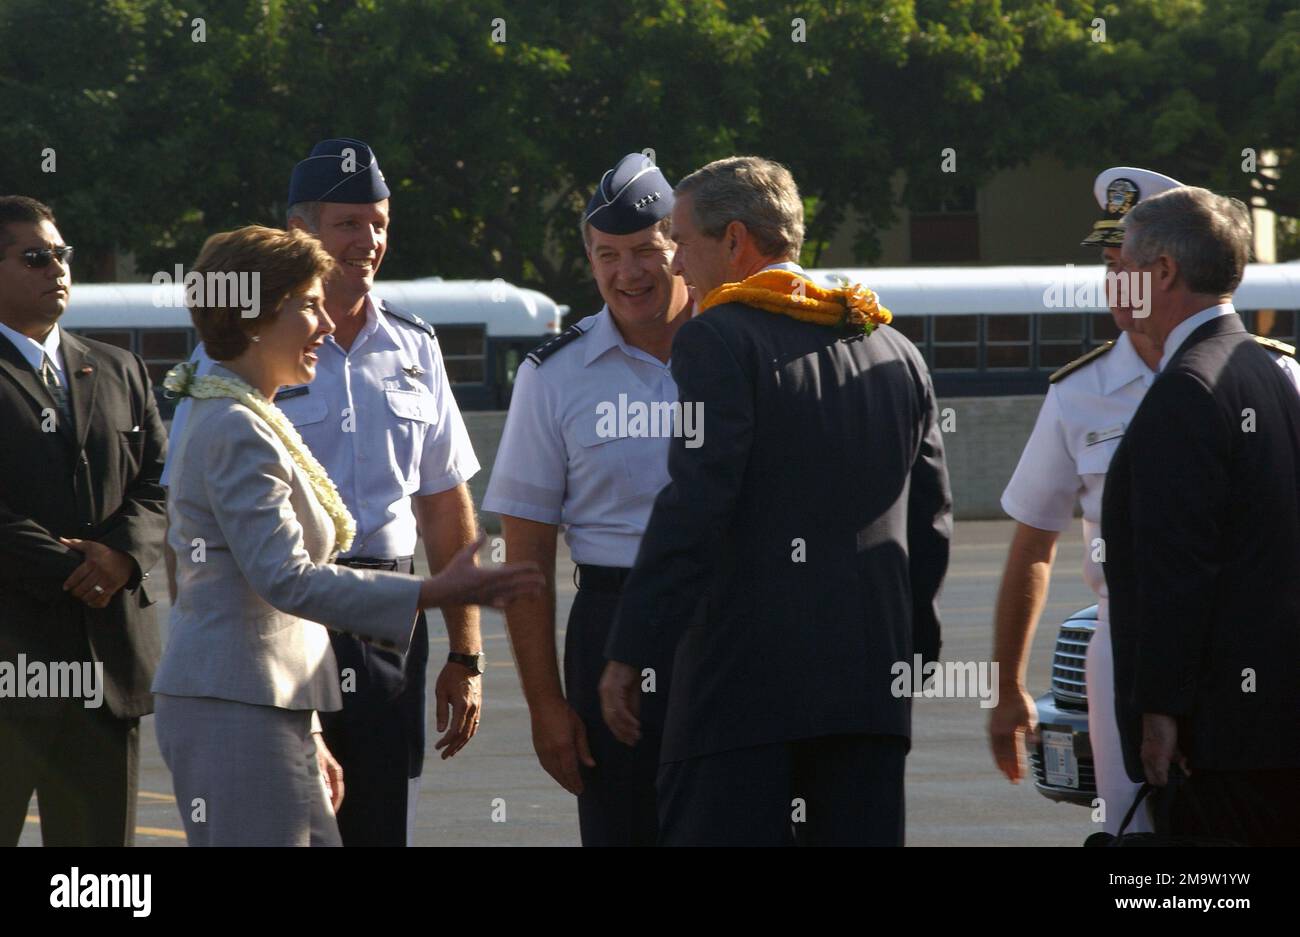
[280, 397, 329, 428]
[572, 417, 621, 449]
[385, 388, 434, 424]
[570, 417, 669, 500]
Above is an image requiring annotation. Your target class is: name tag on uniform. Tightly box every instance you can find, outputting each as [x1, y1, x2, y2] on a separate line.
[1085, 423, 1125, 446]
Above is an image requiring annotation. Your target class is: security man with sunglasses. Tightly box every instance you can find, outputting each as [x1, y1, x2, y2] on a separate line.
[0, 195, 168, 845]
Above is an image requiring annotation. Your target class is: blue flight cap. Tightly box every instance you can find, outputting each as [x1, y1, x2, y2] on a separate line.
[582, 152, 674, 235]
[287, 137, 391, 205]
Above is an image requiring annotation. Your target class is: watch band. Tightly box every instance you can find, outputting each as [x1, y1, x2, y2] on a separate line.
[448, 651, 485, 675]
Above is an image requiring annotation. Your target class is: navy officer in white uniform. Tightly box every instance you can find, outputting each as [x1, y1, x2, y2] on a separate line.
[988, 167, 1300, 835]
[483, 153, 691, 845]
[163, 138, 482, 846]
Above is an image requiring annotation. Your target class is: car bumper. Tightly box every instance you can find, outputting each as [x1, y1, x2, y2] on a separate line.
[1029, 691, 1096, 806]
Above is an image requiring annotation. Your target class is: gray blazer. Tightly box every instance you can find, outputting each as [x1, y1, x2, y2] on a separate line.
[152, 366, 422, 712]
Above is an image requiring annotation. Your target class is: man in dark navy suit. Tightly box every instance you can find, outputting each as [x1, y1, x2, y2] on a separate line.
[1102, 186, 1300, 845]
[599, 157, 952, 846]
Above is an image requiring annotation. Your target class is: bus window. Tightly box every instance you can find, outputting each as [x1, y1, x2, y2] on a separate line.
[1089, 313, 1120, 346]
[139, 329, 193, 388]
[890, 316, 925, 346]
[502, 348, 521, 388]
[492, 344, 527, 408]
[76, 329, 133, 351]
[933, 315, 978, 370]
[140, 329, 190, 360]
[1038, 314, 1085, 368]
[986, 315, 1031, 369]
[437, 325, 487, 384]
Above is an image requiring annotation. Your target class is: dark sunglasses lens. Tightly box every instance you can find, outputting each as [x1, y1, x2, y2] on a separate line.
[22, 246, 73, 268]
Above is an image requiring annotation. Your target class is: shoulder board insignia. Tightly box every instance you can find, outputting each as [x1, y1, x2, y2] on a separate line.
[525, 324, 586, 367]
[1050, 341, 1115, 384]
[380, 302, 435, 338]
[1253, 335, 1296, 358]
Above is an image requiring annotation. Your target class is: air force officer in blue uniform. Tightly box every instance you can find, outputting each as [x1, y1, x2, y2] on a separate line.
[484, 153, 690, 845]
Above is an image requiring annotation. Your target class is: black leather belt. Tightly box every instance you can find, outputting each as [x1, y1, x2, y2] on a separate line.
[334, 556, 413, 572]
[574, 564, 632, 594]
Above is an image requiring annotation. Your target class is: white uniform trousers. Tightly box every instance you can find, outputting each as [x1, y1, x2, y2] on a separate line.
[1085, 617, 1153, 835]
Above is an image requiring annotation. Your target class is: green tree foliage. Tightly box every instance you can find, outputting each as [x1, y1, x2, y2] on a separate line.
[1058, 0, 1300, 220]
[1, 0, 1296, 315]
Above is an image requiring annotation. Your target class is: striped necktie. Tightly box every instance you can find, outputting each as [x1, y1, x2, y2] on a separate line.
[40, 354, 71, 423]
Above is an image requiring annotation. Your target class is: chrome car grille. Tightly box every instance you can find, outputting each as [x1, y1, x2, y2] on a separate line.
[1051, 624, 1094, 708]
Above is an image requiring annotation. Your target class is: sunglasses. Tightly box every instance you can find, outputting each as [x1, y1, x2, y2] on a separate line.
[21, 245, 74, 269]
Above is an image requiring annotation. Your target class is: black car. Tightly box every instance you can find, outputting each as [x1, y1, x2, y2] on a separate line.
[1029, 604, 1098, 806]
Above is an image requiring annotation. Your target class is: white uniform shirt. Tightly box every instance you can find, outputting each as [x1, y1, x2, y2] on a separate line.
[1002, 310, 1300, 619]
[483, 306, 676, 567]
[1002, 331, 1157, 618]
[162, 296, 479, 559]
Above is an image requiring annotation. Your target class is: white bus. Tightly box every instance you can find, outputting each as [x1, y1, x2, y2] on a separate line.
[60, 264, 1299, 409]
[58, 277, 565, 411]
[807, 263, 1300, 396]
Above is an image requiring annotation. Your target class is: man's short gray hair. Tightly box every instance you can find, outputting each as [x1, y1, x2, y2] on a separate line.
[675, 156, 804, 262]
[1124, 186, 1254, 295]
[286, 201, 322, 232]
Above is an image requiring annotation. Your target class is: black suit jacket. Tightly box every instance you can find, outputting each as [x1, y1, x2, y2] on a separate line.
[0, 327, 167, 720]
[1101, 312, 1300, 780]
[606, 303, 952, 763]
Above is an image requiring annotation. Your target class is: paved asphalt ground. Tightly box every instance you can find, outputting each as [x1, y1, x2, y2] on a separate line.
[18, 517, 1099, 847]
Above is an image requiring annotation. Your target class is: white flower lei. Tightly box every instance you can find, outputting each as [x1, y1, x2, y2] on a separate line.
[164, 362, 356, 553]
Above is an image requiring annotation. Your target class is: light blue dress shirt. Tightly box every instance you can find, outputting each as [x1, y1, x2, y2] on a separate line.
[162, 296, 479, 559]
[483, 306, 677, 567]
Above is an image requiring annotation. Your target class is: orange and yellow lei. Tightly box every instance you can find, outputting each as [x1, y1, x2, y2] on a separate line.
[698, 269, 892, 336]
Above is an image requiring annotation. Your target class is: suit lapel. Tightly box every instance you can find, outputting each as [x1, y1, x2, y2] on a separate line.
[0, 328, 70, 437]
[59, 330, 99, 450]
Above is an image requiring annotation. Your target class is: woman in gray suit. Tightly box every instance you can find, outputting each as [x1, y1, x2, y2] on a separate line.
[153, 226, 542, 846]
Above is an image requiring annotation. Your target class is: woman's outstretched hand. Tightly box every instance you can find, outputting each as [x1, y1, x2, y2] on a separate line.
[418, 533, 545, 609]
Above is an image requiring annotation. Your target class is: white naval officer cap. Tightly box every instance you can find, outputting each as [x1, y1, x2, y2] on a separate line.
[1081, 166, 1183, 247]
